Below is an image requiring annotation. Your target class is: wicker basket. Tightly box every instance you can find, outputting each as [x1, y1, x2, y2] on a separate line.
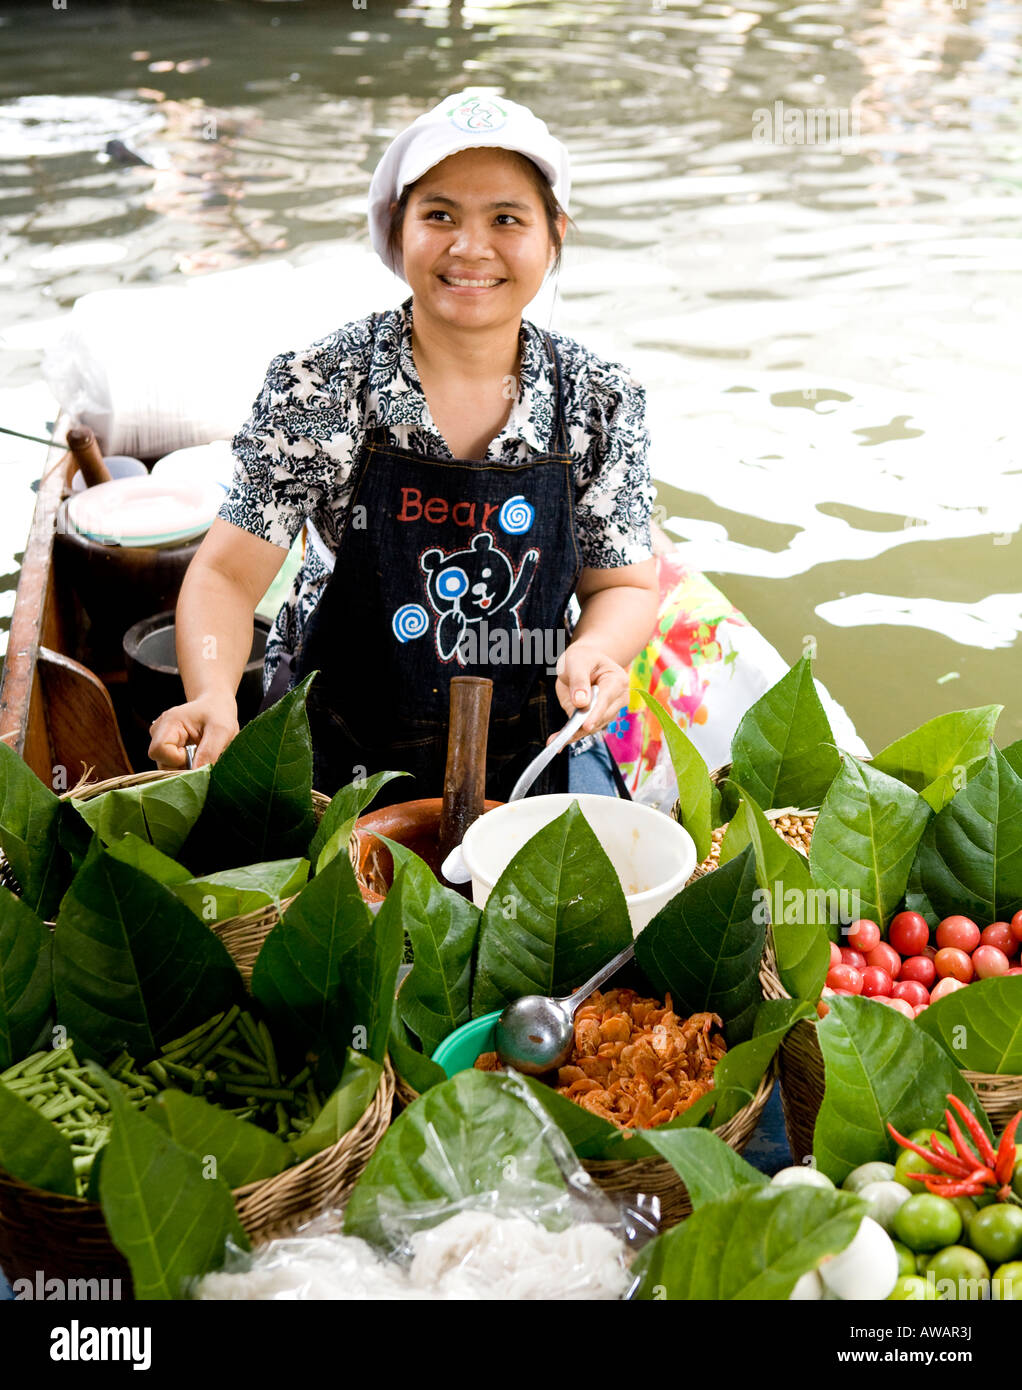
[0, 771, 333, 983]
[583, 1067, 775, 1228]
[0, 1058, 395, 1290]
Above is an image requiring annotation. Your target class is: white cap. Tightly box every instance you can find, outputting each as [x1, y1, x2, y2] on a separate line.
[367, 90, 571, 284]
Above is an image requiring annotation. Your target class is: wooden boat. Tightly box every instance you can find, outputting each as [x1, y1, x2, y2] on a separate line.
[0, 442, 203, 786]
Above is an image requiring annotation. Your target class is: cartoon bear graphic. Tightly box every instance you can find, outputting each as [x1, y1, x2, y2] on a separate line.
[420, 532, 539, 664]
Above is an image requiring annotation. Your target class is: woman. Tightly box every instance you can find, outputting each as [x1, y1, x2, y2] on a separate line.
[149, 91, 659, 806]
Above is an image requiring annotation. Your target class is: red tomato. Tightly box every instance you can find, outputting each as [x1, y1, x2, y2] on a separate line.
[931, 976, 968, 1002]
[876, 996, 915, 1018]
[892, 979, 930, 1008]
[829, 941, 842, 968]
[847, 919, 881, 952]
[899, 954, 937, 988]
[860, 966, 893, 997]
[1012, 910, 1022, 944]
[972, 945, 1010, 979]
[936, 915, 981, 953]
[888, 911, 929, 956]
[816, 999, 830, 1019]
[913, 1004, 928, 1016]
[981, 923, 1018, 957]
[1006, 967, 1022, 977]
[935, 946, 974, 983]
[826, 964, 863, 994]
[866, 941, 902, 980]
[921, 944, 937, 962]
[840, 947, 867, 970]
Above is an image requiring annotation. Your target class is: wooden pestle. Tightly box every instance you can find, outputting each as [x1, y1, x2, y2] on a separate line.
[66, 426, 112, 488]
[437, 676, 493, 881]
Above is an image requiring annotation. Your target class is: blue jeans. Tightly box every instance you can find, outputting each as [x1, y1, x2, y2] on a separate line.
[567, 737, 620, 796]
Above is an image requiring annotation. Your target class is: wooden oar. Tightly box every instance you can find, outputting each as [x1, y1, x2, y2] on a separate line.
[437, 675, 493, 888]
[66, 425, 112, 488]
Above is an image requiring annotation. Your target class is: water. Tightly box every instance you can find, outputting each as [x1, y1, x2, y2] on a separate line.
[1, 0, 1020, 752]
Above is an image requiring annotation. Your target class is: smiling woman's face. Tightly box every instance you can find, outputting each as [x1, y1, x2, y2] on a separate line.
[394, 147, 566, 333]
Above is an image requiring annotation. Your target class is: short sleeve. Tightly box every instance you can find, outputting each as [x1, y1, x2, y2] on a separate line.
[574, 367, 656, 568]
[218, 343, 359, 550]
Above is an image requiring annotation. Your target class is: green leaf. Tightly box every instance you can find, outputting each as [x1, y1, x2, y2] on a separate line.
[872, 706, 1003, 804]
[634, 845, 765, 1043]
[52, 851, 242, 1063]
[94, 1066, 248, 1299]
[291, 1049, 383, 1160]
[809, 754, 931, 929]
[309, 770, 411, 871]
[717, 813, 751, 866]
[914, 977, 1022, 1074]
[710, 997, 812, 1126]
[727, 657, 841, 815]
[905, 744, 1022, 927]
[183, 675, 316, 873]
[0, 1080, 76, 1196]
[0, 741, 72, 918]
[725, 782, 830, 1001]
[640, 1128, 768, 1208]
[470, 802, 632, 1018]
[73, 767, 210, 861]
[630, 1185, 866, 1300]
[388, 1007, 447, 1094]
[147, 1088, 292, 1188]
[104, 833, 192, 886]
[381, 837, 480, 1056]
[1004, 740, 1022, 778]
[251, 849, 400, 1089]
[813, 995, 989, 1185]
[639, 692, 712, 861]
[343, 1069, 570, 1252]
[171, 858, 309, 924]
[0, 888, 53, 1070]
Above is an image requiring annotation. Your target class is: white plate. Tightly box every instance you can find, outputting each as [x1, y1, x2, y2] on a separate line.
[66, 475, 225, 547]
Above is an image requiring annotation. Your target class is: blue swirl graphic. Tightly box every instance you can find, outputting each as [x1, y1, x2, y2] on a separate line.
[392, 603, 429, 643]
[498, 495, 534, 535]
[436, 566, 469, 599]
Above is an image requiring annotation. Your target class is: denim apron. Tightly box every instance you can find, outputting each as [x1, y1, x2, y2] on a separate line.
[292, 311, 582, 805]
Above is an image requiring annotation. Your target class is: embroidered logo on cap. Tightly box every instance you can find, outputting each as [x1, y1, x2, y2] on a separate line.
[446, 96, 509, 134]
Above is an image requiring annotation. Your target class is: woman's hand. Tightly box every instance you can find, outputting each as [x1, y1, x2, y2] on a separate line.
[148, 693, 239, 770]
[548, 641, 630, 745]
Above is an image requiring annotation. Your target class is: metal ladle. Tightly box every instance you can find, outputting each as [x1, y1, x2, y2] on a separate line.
[494, 939, 635, 1075]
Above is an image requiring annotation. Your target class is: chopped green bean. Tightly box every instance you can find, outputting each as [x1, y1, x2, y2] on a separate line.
[157, 1011, 226, 1057]
[190, 1005, 242, 1064]
[58, 1069, 109, 1110]
[222, 1083, 295, 1101]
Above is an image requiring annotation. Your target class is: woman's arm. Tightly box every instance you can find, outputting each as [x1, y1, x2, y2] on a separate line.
[148, 519, 290, 769]
[551, 558, 659, 741]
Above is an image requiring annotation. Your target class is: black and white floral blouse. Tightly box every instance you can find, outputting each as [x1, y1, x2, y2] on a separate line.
[219, 295, 656, 693]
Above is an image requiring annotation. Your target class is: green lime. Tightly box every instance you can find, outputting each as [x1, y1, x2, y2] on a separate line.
[923, 1245, 990, 1300]
[991, 1261, 1022, 1301]
[949, 1196, 978, 1233]
[908, 1128, 954, 1150]
[893, 1194, 963, 1252]
[1013, 1156, 1022, 1202]
[888, 1275, 938, 1301]
[894, 1147, 940, 1191]
[892, 1239, 916, 1277]
[968, 1204, 1022, 1265]
[843, 1161, 897, 1192]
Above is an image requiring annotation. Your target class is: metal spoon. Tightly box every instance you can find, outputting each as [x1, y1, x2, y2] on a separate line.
[506, 683, 601, 803]
[494, 938, 635, 1075]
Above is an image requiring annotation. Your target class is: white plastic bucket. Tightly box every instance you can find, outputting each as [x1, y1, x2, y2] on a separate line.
[459, 794, 697, 937]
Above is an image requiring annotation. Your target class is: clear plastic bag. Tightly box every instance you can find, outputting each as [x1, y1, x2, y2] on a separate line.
[193, 1072, 658, 1301]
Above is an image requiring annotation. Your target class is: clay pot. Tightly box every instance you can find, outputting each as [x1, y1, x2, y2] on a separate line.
[353, 797, 502, 904]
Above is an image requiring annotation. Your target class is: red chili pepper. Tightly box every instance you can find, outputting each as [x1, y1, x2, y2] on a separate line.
[887, 1123, 972, 1177]
[944, 1107, 981, 1170]
[928, 1132, 975, 1175]
[920, 1175, 988, 1198]
[994, 1111, 1021, 1187]
[947, 1094, 997, 1168]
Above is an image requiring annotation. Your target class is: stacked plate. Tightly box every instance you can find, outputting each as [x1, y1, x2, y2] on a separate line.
[65, 475, 226, 548]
